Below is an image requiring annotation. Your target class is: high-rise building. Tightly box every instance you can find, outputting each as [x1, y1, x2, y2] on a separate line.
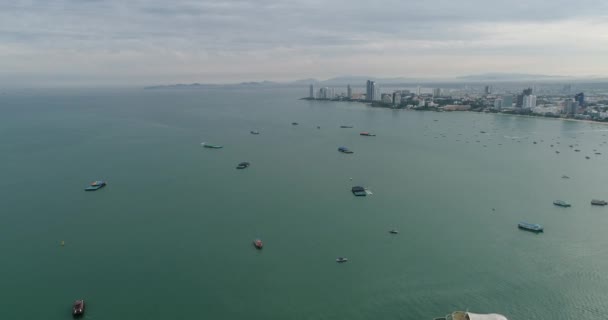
[416, 86, 421, 95]
[381, 94, 392, 104]
[374, 84, 380, 101]
[564, 99, 578, 114]
[366, 80, 377, 101]
[575, 92, 585, 106]
[433, 88, 441, 97]
[502, 95, 513, 109]
[484, 85, 492, 95]
[516, 88, 533, 108]
[347, 85, 352, 99]
[494, 98, 503, 109]
[523, 95, 537, 109]
[318, 87, 332, 99]
[309, 84, 314, 98]
[392, 92, 401, 106]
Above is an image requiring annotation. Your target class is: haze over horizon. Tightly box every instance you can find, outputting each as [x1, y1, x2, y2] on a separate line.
[1, 0, 608, 87]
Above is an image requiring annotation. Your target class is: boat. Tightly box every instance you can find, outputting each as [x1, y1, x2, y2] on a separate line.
[389, 230, 399, 234]
[562, 175, 570, 179]
[336, 257, 348, 263]
[434, 311, 508, 320]
[72, 300, 85, 317]
[574, 149, 580, 152]
[201, 142, 223, 149]
[338, 147, 353, 154]
[360, 132, 376, 136]
[591, 199, 608, 206]
[518, 222, 543, 232]
[292, 122, 299, 125]
[250, 130, 260, 135]
[585, 156, 590, 159]
[236, 162, 250, 169]
[253, 239, 263, 249]
[555, 151, 560, 154]
[351, 186, 367, 197]
[553, 200, 571, 207]
[84, 181, 106, 191]
[340, 125, 353, 128]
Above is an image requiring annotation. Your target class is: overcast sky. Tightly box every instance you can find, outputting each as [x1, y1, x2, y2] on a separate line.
[1, 0, 608, 86]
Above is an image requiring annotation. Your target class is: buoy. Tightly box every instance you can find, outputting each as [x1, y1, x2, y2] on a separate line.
[61, 241, 65, 246]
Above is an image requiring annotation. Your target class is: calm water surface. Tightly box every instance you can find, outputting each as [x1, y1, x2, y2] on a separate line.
[1, 87, 608, 319]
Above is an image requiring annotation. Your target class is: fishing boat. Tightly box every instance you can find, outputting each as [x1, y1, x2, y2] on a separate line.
[553, 200, 571, 207]
[292, 122, 299, 125]
[336, 257, 348, 263]
[84, 181, 106, 191]
[591, 199, 608, 206]
[236, 162, 250, 169]
[518, 222, 543, 232]
[72, 300, 85, 317]
[201, 142, 223, 149]
[389, 230, 399, 234]
[340, 125, 353, 128]
[360, 132, 376, 136]
[250, 130, 260, 135]
[253, 239, 263, 249]
[351, 186, 367, 197]
[433, 311, 507, 320]
[338, 147, 353, 154]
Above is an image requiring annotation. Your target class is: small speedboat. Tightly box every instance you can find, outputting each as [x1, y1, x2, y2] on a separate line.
[336, 257, 348, 263]
[340, 125, 353, 128]
[292, 122, 299, 125]
[562, 175, 570, 179]
[360, 132, 376, 136]
[201, 142, 223, 149]
[591, 199, 608, 206]
[389, 230, 399, 234]
[72, 300, 85, 317]
[236, 162, 250, 169]
[553, 200, 571, 207]
[253, 239, 263, 249]
[338, 147, 353, 154]
[518, 222, 543, 232]
[250, 130, 260, 135]
[84, 181, 106, 191]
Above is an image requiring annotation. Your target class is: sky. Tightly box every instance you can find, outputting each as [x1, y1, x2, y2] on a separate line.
[1, 0, 608, 86]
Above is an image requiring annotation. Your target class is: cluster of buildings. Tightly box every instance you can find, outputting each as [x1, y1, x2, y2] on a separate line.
[307, 80, 608, 121]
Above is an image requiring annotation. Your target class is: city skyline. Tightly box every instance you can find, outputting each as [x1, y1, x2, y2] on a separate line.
[1, 0, 608, 87]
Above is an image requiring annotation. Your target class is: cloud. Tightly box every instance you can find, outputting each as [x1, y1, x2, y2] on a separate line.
[0, 0, 607, 86]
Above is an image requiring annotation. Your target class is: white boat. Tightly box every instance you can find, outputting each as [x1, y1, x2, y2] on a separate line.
[434, 311, 507, 320]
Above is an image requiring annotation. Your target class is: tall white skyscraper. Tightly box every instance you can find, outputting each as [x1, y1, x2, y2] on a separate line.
[416, 86, 421, 95]
[347, 84, 352, 99]
[309, 84, 314, 98]
[523, 95, 537, 109]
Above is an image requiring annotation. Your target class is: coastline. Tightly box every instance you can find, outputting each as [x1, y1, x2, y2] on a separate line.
[301, 97, 608, 126]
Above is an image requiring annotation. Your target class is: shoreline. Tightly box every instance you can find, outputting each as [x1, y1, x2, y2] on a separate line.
[301, 97, 608, 126]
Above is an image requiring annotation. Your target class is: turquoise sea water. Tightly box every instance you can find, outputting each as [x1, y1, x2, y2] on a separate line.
[1, 87, 608, 319]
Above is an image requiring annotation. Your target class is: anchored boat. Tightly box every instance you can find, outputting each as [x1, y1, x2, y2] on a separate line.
[553, 200, 571, 207]
[84, 181, 106, 191]
[591, 199, 608, 206]
[360, 132, 376, 136]
[72, 300, 85, 317]
[518, 222, 543, 232]
[201, 142, 223, 149]
[338, 147, 353, 154]
[253, 239, 263, 249]
[351, 186, 367, 197]
[434, 311, 507, 320]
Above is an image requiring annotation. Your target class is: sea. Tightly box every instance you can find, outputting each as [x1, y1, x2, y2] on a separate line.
[1, 87, 608, 320]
